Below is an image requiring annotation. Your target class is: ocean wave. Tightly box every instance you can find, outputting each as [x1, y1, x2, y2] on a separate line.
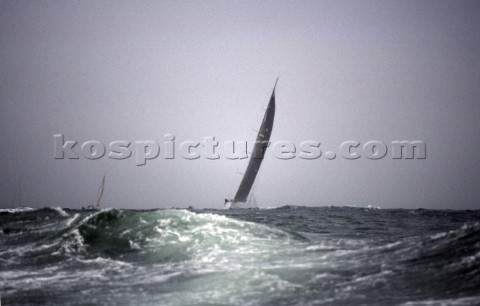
[1, 206, 480, 305]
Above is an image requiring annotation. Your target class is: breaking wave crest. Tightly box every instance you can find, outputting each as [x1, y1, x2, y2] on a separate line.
[1, 207, 479, 305]
[1, 208, 301, 267]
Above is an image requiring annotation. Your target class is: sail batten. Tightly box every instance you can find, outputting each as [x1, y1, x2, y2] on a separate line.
[232, 80, 277, 204]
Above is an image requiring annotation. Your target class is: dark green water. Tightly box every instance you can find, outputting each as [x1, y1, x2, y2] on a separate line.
[1, 206, 479, 305]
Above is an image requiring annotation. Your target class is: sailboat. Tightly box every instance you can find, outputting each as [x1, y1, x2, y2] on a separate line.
[225, 78, 277, 209]
[2, 178, 33, 213]
[12, 179, 22, 208]
[83, 175, 105, 210]
[11, 178, 23, 208]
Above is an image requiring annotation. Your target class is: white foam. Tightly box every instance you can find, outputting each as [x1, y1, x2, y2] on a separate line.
[401, 295, 480, 305]
[66, 213, 80, 226]
[0, 207, 35, 213]
[50, 206, 70, 217]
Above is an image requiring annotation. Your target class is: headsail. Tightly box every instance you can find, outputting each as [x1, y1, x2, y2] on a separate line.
[232, 79, 277, 205]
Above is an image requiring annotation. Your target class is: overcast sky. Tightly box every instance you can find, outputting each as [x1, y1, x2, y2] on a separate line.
[1, 1, 480, 210]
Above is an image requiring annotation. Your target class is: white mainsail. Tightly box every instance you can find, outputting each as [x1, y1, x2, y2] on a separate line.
[84, 175, 105, 210]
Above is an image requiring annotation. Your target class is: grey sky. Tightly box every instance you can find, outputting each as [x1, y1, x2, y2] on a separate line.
[1, 1, 480, 209]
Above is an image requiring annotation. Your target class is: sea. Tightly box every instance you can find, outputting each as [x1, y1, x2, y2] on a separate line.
[1, 206, 479, 305]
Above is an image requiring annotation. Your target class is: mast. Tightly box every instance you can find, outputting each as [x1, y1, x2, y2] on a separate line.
[233, 79, 277, 203]
[11, 178, 22, 208]
[18, 181, 21, 208]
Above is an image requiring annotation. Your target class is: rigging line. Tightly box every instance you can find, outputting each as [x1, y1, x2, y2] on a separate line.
[11, 178, 22, 208]
[11, 179, 18, 207]
[19, 179, 22, 207]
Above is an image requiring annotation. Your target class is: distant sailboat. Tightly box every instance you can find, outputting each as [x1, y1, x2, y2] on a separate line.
[1, 178, 34, 213]
[225, 79, 277, 209]
[11, 178, 23, 208]
[83, 175, 105, 210]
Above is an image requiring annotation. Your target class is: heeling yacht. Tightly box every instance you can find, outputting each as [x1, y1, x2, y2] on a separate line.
[225, 78, 277, 209]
